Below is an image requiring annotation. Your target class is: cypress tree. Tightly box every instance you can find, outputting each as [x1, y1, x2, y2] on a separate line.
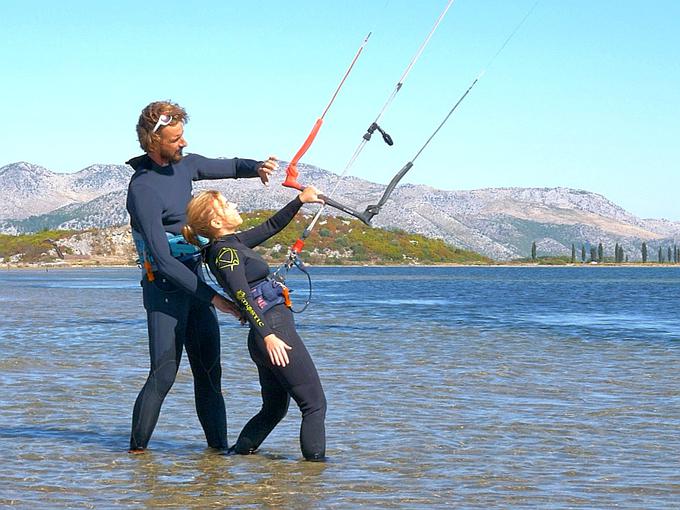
[590, 247, 597, 262]
[581, 244, 586, 263]
[668, 247, 672, 263]
[615, 243, 619, 263]
[658, 246, 663, 263]
[571, 243, 576, 263]
[642, 242, 648, 263]
[597, 242, 604, 262]
[531, 241, 537, 261]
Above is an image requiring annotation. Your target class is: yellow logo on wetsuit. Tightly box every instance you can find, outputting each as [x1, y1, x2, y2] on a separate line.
[216, 247, 239, 271]
[236, 289, 265, 327]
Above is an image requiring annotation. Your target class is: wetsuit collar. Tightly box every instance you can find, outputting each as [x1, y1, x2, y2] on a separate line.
[126, 154, 173, 174]
[126, 154, 152, 170]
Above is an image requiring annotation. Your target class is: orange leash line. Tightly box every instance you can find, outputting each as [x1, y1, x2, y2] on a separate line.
[143, 259, 155, 282]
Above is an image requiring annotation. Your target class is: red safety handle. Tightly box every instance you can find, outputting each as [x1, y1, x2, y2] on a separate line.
[282, 118, 323, 190]
[291, 239, 305, 254]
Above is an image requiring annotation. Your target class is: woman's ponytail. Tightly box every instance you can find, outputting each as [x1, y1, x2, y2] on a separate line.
[182, 224, 200, 246]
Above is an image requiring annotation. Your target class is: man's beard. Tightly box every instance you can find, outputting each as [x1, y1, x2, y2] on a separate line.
[160, 146, 184, 164]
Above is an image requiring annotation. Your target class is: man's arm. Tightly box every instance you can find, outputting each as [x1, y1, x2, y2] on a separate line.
[190, 154, 277, 184]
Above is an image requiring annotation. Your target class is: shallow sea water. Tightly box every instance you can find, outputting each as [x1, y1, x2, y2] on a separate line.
[0, 266, 679, 508]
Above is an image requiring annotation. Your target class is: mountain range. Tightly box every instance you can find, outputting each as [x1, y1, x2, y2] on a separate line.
[1, 160, 678, 261]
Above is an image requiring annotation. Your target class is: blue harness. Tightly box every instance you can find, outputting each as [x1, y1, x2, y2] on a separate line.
[132, 230, 208, 270]
[250, 279, 289, 313]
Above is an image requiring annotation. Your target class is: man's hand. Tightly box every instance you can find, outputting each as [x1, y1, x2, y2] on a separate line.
[211, 294, 241, 319]
[257, 156, 278, 185]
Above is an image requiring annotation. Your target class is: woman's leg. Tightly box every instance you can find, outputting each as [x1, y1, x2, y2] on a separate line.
[232, 362, 290, 454]
[251, 306, 327, 460]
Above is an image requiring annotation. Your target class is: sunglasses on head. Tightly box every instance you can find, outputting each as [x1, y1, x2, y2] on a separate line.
[152, 114, 173, 133]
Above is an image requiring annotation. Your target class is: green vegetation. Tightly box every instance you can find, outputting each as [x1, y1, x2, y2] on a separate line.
[0, 230, 76, 262]
[240, 210, 491, 265]
[7, 214, 679, 267]
[512, 255, 572, 265]
[0, 212, 490, 265]
[523, 236, 680, 265]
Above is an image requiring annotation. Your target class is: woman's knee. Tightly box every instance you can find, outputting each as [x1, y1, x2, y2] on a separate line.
[296, 383, 327, 418]
[262, 395, 290, 423]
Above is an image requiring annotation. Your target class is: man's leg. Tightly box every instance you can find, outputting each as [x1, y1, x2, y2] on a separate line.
[184, 300, 228, 449]
[129, 277, 188, 451]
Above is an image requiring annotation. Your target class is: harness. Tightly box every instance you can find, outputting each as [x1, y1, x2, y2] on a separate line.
[132, 230, 207, 281]
[250, 278, 292, 313]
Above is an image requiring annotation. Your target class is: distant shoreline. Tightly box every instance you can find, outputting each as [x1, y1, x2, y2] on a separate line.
[3, 261, 679, 270]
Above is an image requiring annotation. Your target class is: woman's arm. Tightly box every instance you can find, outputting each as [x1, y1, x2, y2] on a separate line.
[209, 242, 274, 338]
[238, 197, 304, 248]
[238, 187, 325, 248]
[209, 241, 293, 366]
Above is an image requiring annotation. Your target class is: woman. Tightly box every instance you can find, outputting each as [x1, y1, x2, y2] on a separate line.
[182, 187, 327, 461]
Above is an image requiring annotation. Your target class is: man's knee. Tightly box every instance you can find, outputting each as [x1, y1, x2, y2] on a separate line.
[151, 363, 179, 396]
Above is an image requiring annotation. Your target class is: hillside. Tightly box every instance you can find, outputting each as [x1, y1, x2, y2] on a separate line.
[1, 161, 679, 260]
[0, 211, 489, 266]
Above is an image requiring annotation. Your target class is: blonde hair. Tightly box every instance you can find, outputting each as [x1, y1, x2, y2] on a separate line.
[182, 190, 223, 246]
[136, 100, 189, 153]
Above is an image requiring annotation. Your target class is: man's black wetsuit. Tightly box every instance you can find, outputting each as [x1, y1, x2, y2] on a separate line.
[205, 196, 326, 460]
[126, 152, 260, 451]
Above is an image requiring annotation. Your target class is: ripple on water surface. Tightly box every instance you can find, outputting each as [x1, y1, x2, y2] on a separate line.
[0, 266, 679, 508]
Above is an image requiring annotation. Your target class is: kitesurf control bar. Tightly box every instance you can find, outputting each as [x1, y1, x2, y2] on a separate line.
[322, 77, 479, 225]
[301, 0, 456, 235]
[323, 0, 540, 225]
[275, 0, 457, 286]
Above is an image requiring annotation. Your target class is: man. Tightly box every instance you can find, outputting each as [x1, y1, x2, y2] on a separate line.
[125, 100, 277, 453]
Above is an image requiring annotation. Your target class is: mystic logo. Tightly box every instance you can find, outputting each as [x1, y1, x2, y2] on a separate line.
[235, 289, 265, 328]
[216, 247, 239, 271]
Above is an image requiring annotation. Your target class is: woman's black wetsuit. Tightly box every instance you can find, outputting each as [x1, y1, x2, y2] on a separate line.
[205, 197, 326, 460]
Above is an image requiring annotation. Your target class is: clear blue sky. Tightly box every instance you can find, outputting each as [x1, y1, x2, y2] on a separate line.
[2, 1, 678, 220]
